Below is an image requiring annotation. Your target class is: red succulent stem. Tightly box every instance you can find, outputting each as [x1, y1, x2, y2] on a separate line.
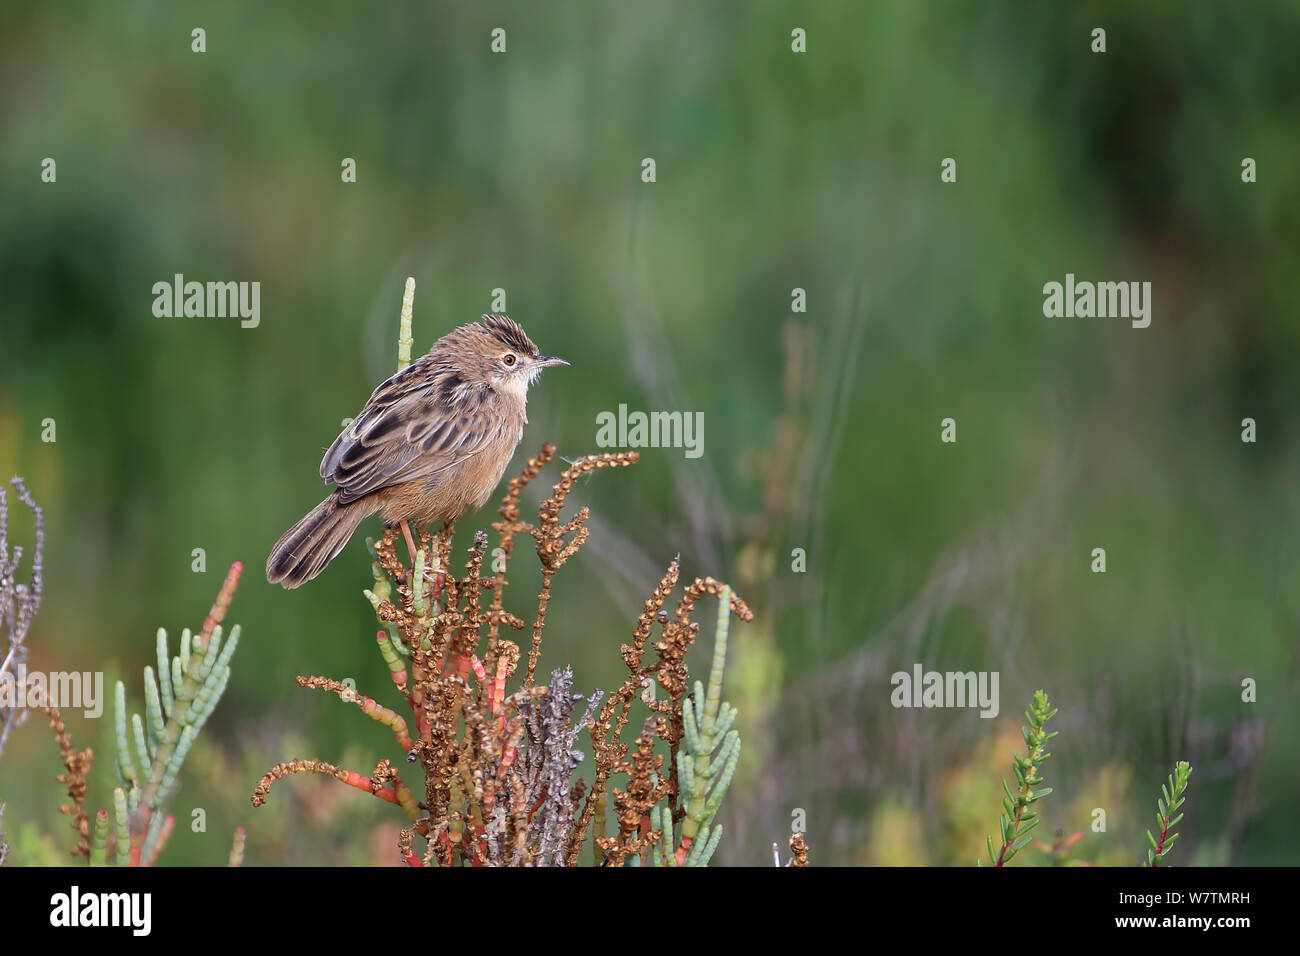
[1153, 814, 1173, 862]
[143, 816, 175, 866]
[198, 561, 243, 647]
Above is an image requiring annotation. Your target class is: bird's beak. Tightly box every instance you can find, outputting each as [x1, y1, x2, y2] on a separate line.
[536, 355, 570, 368]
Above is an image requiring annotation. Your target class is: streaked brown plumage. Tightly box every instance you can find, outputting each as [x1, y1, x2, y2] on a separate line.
[266, 314, 567, 589]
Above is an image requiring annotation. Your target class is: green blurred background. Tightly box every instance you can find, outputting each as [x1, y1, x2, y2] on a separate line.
[2, 1, 1298, 865]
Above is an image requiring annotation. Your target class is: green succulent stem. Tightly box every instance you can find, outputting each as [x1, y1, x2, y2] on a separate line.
[677, 585, 741, 861]
[397, 277, 415, 370]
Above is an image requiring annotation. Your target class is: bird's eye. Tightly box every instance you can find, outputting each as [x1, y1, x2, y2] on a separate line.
[502, 353, 517, 367]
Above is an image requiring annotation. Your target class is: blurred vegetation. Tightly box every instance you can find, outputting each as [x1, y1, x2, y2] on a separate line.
[2, 1, 1298, 864]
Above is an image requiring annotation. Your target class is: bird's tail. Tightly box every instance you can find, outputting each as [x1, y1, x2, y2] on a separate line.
[266, 493, 377, 589]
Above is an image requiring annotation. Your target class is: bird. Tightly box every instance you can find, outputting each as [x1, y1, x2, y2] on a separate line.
[266, 314, 568, 589]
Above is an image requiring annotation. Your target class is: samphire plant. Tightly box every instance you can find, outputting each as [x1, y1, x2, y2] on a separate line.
[252, 279, 775, 867]
[1, 474, 246, 866]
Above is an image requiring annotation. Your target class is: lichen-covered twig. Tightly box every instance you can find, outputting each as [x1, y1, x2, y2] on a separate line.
[1, 476, 45, 760]
[516, 667, 602, 865]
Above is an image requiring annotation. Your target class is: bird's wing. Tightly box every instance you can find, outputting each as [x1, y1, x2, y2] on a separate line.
[320, 356, 503, 504]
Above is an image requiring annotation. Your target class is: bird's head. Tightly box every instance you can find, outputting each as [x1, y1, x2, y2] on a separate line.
[436, 314, 568, 400]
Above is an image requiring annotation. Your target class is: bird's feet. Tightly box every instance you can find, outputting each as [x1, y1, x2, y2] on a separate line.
[398, 518, 452, 604]
[399, 519, 419, 568]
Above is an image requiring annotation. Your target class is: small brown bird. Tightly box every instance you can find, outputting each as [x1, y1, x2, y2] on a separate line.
[266, 314, 567, 589]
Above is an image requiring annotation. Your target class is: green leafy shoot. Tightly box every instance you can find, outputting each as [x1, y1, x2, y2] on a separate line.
[1145, 761, 1193, 867]
[983, 689, 1058, 867]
